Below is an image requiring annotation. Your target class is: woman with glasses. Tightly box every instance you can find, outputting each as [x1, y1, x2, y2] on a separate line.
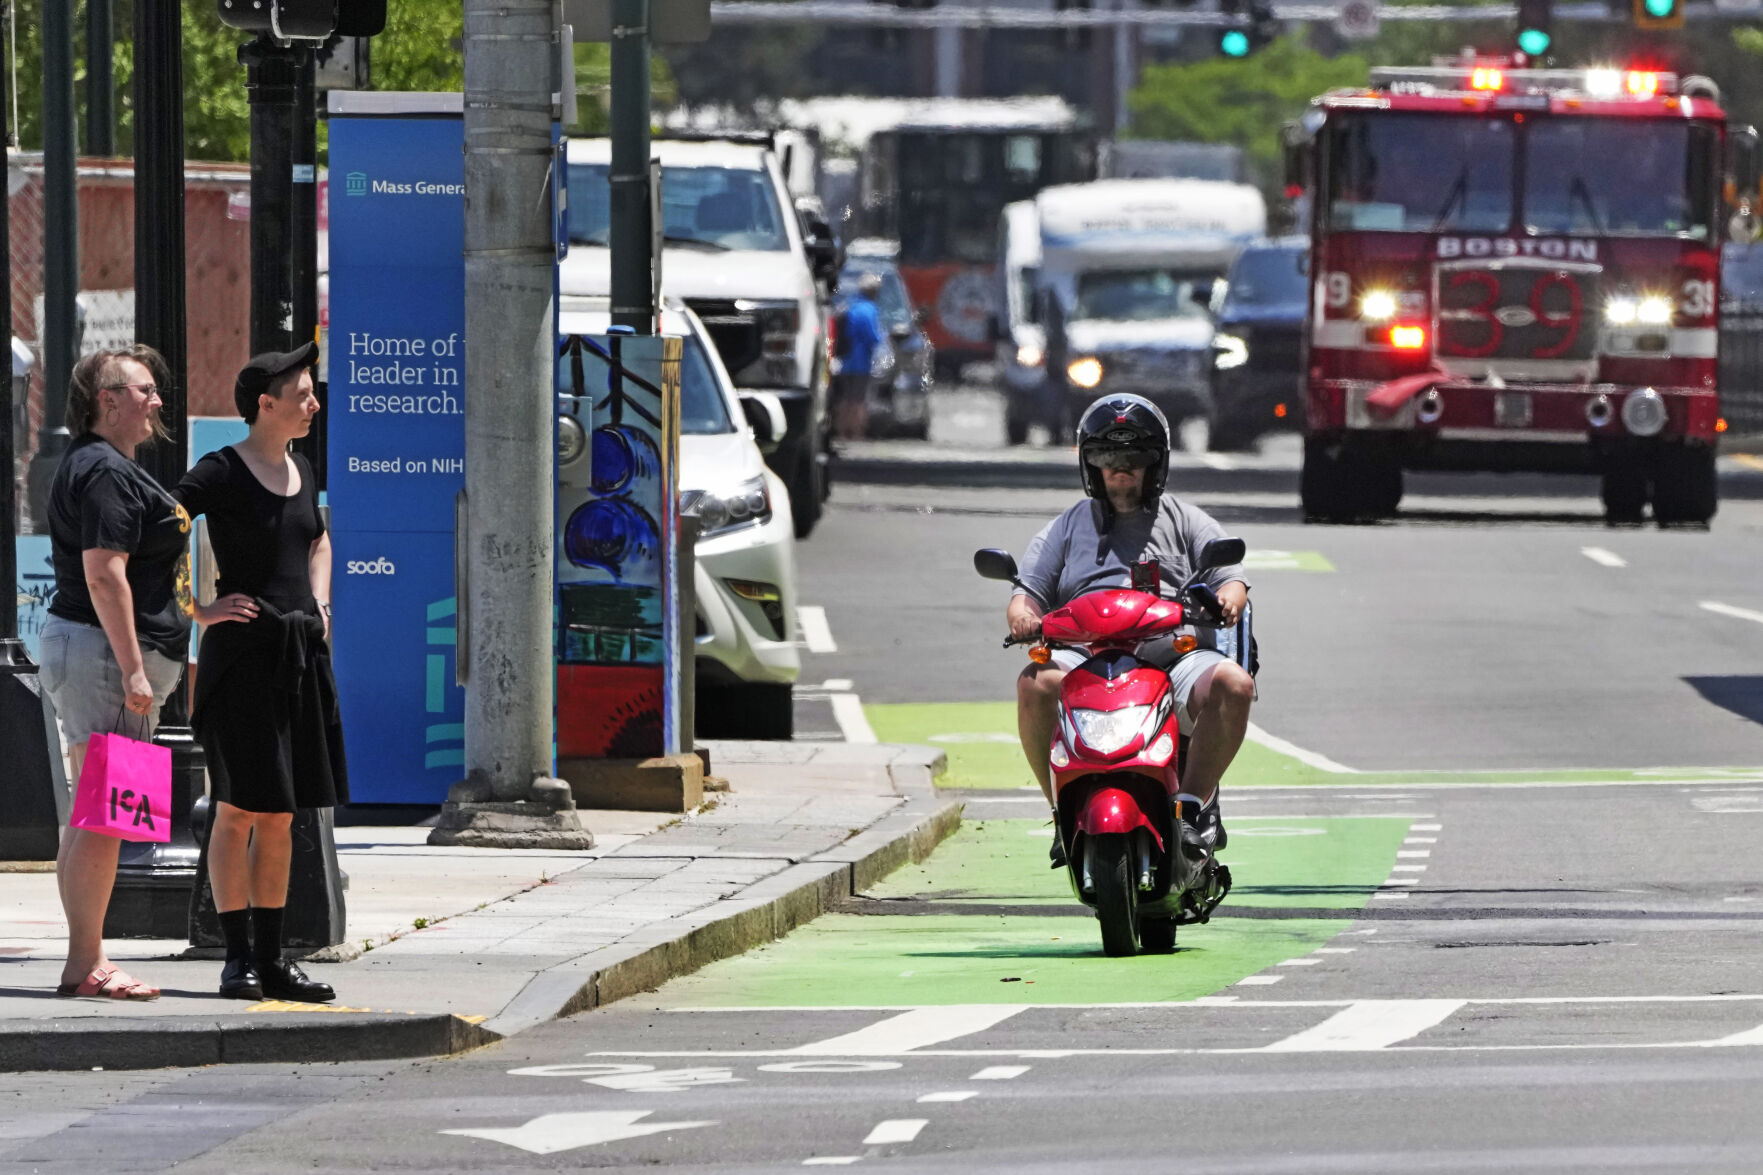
[39, 345, 190, 1001]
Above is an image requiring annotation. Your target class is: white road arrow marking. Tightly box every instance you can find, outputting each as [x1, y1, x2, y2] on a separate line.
[442, 1111, 717, 1155]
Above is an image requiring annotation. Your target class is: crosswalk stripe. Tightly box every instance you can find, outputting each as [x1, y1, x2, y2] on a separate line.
[1262, 999, 1467, 1052]
[791, 1005, 1028, 1055]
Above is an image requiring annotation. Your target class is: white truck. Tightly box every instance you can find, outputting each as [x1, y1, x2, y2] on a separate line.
[1012, 179, 1266, 446]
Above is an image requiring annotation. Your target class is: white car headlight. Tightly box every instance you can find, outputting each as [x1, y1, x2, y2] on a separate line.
[1070, 704, 1153, 755]
[1067, 356, 1104, 389]
[684, 475, 772, 537]
[1017, 342, 1045, 369]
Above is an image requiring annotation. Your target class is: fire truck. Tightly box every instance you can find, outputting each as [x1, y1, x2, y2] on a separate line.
[1286, 63, 1758, 524]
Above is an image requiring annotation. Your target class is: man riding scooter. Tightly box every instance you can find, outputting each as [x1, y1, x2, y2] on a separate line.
[1008, 393, 1255, 863]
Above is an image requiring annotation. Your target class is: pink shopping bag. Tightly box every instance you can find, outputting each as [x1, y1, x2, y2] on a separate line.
[68, 721, 171, 843]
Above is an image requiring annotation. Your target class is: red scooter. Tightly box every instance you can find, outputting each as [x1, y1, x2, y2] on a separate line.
[975, 539, 1251, 957]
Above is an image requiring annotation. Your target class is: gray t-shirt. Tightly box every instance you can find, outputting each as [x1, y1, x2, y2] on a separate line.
[1015, 495, 1249, 646]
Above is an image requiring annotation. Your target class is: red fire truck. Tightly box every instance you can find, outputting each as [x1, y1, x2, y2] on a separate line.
[1287, 64, 1757, 524]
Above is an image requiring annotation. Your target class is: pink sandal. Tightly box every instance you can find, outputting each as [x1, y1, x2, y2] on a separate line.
[56, 965, 161, 1001]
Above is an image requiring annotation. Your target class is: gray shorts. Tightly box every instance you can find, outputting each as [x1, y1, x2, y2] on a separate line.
[1051, 646, 1228, 737]
[37, 614, 185, 746]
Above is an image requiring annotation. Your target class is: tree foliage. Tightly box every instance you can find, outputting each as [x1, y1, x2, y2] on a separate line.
[1126, 38, 1369, 185]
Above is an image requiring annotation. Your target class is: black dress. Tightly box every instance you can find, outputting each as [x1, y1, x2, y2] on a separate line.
[175, 447, 349, 813]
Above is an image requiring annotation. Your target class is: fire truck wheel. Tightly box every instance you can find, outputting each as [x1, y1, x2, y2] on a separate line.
[1368, 460, 1404, 517]
[1600, 462, 1650, 525]
[1652, 445, 1717, 526]
[1301, 438, 1357, 521]
[1005, 398, 1031, 446]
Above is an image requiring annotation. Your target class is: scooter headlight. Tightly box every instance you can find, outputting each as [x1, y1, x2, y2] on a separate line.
[1071, 705, 1153, 755]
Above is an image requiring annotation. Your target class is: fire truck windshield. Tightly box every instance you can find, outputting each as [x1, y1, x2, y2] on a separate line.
[1325, 112, 1717, 240]
[1523, 120, 1716, 239]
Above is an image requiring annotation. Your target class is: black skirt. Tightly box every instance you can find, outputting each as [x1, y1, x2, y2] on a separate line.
[192, 599, 350, 813]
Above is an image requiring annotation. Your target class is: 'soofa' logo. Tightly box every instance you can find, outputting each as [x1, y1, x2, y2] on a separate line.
[346, 557, 396, 575]
[345, 171, 369, 197]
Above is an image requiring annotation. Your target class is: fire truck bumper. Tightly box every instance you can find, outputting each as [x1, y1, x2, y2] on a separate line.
[1311, 379, 1718, 472]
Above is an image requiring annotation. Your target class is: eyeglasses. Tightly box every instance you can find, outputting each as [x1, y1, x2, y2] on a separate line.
[101, 382, 160, 396]
[1085, 449, 1157, 472]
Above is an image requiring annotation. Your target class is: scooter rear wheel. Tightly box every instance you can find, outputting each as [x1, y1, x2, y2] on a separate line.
[1091, 834, 1140, 957]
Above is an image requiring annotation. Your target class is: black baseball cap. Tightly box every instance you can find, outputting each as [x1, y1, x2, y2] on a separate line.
[235, 340, 319, 403]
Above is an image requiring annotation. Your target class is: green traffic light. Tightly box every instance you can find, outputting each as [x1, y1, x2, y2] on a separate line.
[1643, 0, 1674, 15]
[1221, 29, 1250, 56]
[1517, 27, 1551, 55]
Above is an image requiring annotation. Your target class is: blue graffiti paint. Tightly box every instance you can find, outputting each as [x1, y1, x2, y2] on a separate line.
[590, 423, 661, 496]
[564, 497, 661, 583]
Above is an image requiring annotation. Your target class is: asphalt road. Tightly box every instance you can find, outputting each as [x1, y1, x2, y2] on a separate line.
[7, 382, 1763, 1172]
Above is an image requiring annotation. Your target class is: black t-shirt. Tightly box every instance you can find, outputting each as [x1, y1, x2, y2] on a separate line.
[175, 448, 326, 613]
[46, 433, 194, 659]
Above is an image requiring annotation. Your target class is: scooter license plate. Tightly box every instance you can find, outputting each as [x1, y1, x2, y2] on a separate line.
[1494, 391, 1532, 428]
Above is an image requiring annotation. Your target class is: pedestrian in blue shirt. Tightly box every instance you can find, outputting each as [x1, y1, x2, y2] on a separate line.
[833, 273, 887, 440]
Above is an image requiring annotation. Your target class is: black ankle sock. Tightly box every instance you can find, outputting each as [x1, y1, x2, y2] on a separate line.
[218, 908, 252, 963]
[251, 906, 285, 966]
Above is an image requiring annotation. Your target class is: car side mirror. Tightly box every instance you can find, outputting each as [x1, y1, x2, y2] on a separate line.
[973, 548, 1020, 583]
[1196, 537, 1246, 571]
[739, 391, 788, 453]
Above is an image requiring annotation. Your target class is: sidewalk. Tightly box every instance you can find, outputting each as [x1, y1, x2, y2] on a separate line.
[0, 741, 958, 1072]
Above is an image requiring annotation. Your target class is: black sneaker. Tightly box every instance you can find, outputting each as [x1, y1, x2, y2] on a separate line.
[219, 957, 263, 1001]
[257, 959, 336, 1003]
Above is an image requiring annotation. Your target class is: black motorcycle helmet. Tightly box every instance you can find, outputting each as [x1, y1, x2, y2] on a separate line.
[1076, 393, 1171, 514]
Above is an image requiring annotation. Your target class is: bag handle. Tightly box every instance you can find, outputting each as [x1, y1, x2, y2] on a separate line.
[110, 703, 152, 743]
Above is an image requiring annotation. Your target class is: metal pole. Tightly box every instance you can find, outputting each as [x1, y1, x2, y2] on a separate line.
[106, 0, 201, 936]
[290, 51, 324, 487]
[609, 0, 653, 334]
[26, 0, 77, 528]
[86, 0, 114, 156]
[430, 0, 590, 847]
[240, 36, 298, 355]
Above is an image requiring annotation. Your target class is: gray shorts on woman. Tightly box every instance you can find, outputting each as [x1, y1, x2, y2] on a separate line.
[37, 614, 185, 746]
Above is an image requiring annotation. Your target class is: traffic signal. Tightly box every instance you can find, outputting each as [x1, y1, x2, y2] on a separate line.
[1516, 0, 1552, 57]
[1633, 0, 1684, 30]
[1218, 0, 1276, 58]
[216, 0, 385, 39]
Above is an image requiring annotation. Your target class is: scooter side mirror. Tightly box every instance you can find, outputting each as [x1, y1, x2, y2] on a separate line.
[973, 548, 1020, 583]
[1196, 537, 1246, 572]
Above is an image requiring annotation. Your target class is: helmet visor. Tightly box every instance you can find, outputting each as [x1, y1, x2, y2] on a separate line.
[1085, 447, 1158, 472]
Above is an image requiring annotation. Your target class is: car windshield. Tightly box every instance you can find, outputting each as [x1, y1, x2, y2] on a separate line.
[557, 330, 734, 435]
[567, 162, 791, 252]
[1326, 113, 1515, 233]
[1072, 269, 1214, 323]
[836, 266, 912, 326]
[1523, 119, 1714, 239]
[1226, 248, 1307, 307]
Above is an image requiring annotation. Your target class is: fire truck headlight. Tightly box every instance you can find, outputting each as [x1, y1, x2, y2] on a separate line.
[1213, 333, 1249, 370]
[1067, 357, 1105, 389]
[1606, 298, 1639, 325]
[1621, 388, 1668, 437]
[1360, 290, 1398, 321]
[1585, 69, 1623, 98]
[1637, 297, 1673, 326]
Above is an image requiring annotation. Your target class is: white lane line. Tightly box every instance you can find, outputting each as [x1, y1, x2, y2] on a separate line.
[823, 678, 853, 691]
[1199, 452, 1237, 471]
[970, 1066, 1030, 1080]
[1244, 722, 1358, 773]
[803, 1159, 861, 1167]
[1581, 547, 1627, 568]
[1708, 1024, 1763, 1046]
[1313, 947, 1355, 954]
[799, 606, 838, 653]
[830, 694, 878, 745]
[1277, 958, 1321, 967]
[1380, 878, 1420, 886]
[917, 1091, 976, 1103]
[1701, 600, 1763, 626]
[1411, 823, 1443, 831]
[792, 1005, 1027, 1055]
[1405, 837, 1438, 844]
[1372, 892, 1410, 900]
[862, 1120, 927, 1146]
[1392, 865, 1428, 872]
[658, 994, 1763, 1016]
[1263, 999, 1467, 1052]
[1237, 975, 1284, 986]
[1397, 850, 1432, 858]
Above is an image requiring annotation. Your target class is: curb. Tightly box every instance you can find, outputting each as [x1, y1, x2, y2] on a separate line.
[0, 1012, 499, 1073]
[482, 746, 960, 1038]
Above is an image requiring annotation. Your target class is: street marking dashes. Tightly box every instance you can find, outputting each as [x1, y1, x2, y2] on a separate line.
[863, 1120, 927, 1145]
[970, 1066, 1030, 1080]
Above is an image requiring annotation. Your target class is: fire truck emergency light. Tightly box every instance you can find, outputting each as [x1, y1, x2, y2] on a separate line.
[1471, 68, 1505, 91]
[1388, 325, 1428, 350]
[1626, 70, 1661, 97]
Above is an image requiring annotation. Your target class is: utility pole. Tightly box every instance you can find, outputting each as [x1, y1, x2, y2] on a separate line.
[108, 0, 203, 937]
[241, 36, 300, 354]
[87, 0, 114, 156]
[429, 0, 592, 847]
[290, 52, 324, 486]
[27, 0, 77, 528]
[609, 0, 655, 334]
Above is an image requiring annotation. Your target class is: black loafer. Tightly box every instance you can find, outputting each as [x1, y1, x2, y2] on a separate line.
[257, 958, 335, 1003]
[219, 957, 264, 1001]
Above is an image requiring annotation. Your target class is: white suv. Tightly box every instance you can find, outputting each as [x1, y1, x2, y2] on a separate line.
[560, 136, 836, 539]
[557, 298, 801, 739]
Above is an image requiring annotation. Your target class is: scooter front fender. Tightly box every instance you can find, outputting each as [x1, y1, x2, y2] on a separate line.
[1076, 787, 1160, 846]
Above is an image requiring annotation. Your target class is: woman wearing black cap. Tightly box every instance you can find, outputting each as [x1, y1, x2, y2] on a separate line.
[175, 342, 349, 1003]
